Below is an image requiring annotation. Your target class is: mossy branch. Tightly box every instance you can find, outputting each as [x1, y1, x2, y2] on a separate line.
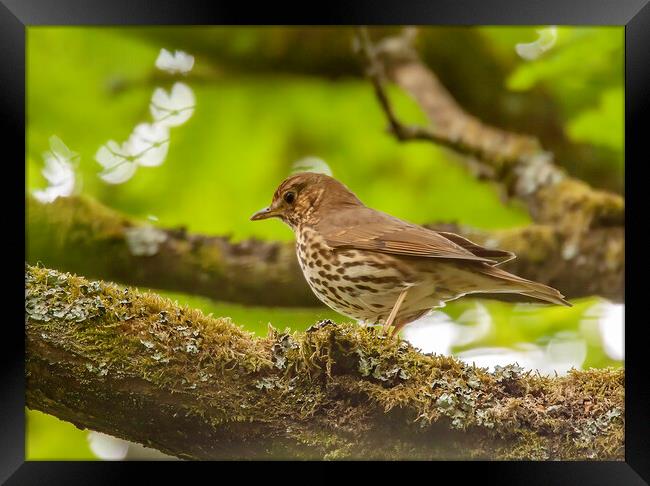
[26, 265, 624, 460]
[356, 28, 624, 251]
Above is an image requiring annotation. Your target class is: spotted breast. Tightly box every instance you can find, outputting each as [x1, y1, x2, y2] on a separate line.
[295, 225, 442, 325]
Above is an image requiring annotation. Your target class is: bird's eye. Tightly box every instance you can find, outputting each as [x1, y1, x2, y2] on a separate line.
[283, 191, 296, 204]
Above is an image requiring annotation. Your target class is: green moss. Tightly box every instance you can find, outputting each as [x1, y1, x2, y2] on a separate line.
[25, 265, 625, 460]
[535, 179, 624, 229]
[26, 265, 272, 416]
[27, 195, 126, 249]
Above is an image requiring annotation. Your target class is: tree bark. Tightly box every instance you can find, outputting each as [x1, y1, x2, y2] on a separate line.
[25, 265, 624, 460]
[27, 195, 623, 304]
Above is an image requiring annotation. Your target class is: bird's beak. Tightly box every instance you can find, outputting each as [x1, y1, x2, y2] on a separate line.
[250, 206, 280, 221]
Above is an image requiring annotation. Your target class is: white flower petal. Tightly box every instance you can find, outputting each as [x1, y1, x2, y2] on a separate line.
[150, 87, 171, 113]
[456, 347, 542, 373]
[48, 135, 78, 163]
[132, 122, 170, 145]
[41, 155, 70, 185]
[33, 187, 60, 203]
[99, 161, 138, 184]
[402, 312, 457, 355]
[515, 27, 558, 61]
[95, 143, 127, 169]
[291, 157, 333, 176]
[126, 123, 170, 167]
[95, 146, 117, 169]
[155, 48, 194, 74]
[108, 139, 130, 156]
[35, 136, 77, 203]
[515, 42, 544, 61]
[136, 142, 169, 167]
[55, 174, 75, 196]
[150, 107, 167, 125]
[597, 302, 624, 361]
[125, 226, 168, 256]
[87, 432, 129, 460]
[33, 173, 75, 202]
[150, 82, 195, 127]
[537, 26, 558, 50]
[161, 107, 194, 127]
[155, 48, 174, 69]
[170, 82, 195, 107]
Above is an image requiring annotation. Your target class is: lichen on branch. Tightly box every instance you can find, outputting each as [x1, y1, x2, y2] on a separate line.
[26, 265, 624, 460]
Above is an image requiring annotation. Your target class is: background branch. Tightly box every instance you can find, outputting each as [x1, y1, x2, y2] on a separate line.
[121, 27, 622, 194]
[26, 265, 624, 460]
[27, 195, 623, 304]
[356, 28, 624, 256]
[27, 195, 318, 308]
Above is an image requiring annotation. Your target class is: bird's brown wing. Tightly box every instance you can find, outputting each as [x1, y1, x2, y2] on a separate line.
[435, 231, 516, 265]
[319, 207, 500, 264]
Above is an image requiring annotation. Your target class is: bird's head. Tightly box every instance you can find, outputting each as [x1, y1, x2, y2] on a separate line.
[250, 172, 363, 228]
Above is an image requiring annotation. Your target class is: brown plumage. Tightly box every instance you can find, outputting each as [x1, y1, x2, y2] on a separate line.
[251, 172, 571, 335]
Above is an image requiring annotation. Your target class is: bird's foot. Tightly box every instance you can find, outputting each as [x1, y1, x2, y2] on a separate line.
[380, 323, 401, 340]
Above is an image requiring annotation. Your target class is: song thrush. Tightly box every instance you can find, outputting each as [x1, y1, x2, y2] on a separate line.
[251, 172, 571, 335]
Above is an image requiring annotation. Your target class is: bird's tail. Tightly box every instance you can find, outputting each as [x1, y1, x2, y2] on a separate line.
[477, 265, 572, 307]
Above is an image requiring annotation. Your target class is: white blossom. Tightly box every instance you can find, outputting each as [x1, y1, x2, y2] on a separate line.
[98, 160, 138, 184]
[150, 82, 195, 127]
[155, 48, 194, 74]
[584, 301, 624, 361]
[95, 123, 170, 183]
[126, 123, 170, 167]
[597, 303, 624, 361]
[95, 140, 138, 184]
[95, 140, 131, 169]
[291, 156, 333, 176]
[516, 27, 558, 61]
[48, 135, 78, 163]
[456, 335, 587, 377]
[87, 432, 129, 460]
[97, 51, 196, 185]
[125, 225, 168, 256]
[34, 155, 75, 202]
[33, 136, 78, 203]
[402, 311, 457, 355]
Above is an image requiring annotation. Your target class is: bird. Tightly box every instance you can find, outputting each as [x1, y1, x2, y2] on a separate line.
[251, 172, 571, 336]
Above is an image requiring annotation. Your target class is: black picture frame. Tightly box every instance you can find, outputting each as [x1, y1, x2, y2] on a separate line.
[4, 0, 648, 483]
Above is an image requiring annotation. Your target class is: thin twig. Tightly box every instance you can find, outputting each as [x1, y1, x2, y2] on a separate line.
[355, 27, 466, 149]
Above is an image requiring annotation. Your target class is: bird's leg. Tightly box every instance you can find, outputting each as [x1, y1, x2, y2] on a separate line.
[390, 318, 411, 337]
[383, 287, 409, 335]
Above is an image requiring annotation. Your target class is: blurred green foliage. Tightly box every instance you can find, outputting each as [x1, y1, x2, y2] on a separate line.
[27, 410, 96, 460]
[27, 27, 533, 242]
[567, 87, 624, 152]
[498, 27, 624, 170]
[26, 26, 623, 460]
